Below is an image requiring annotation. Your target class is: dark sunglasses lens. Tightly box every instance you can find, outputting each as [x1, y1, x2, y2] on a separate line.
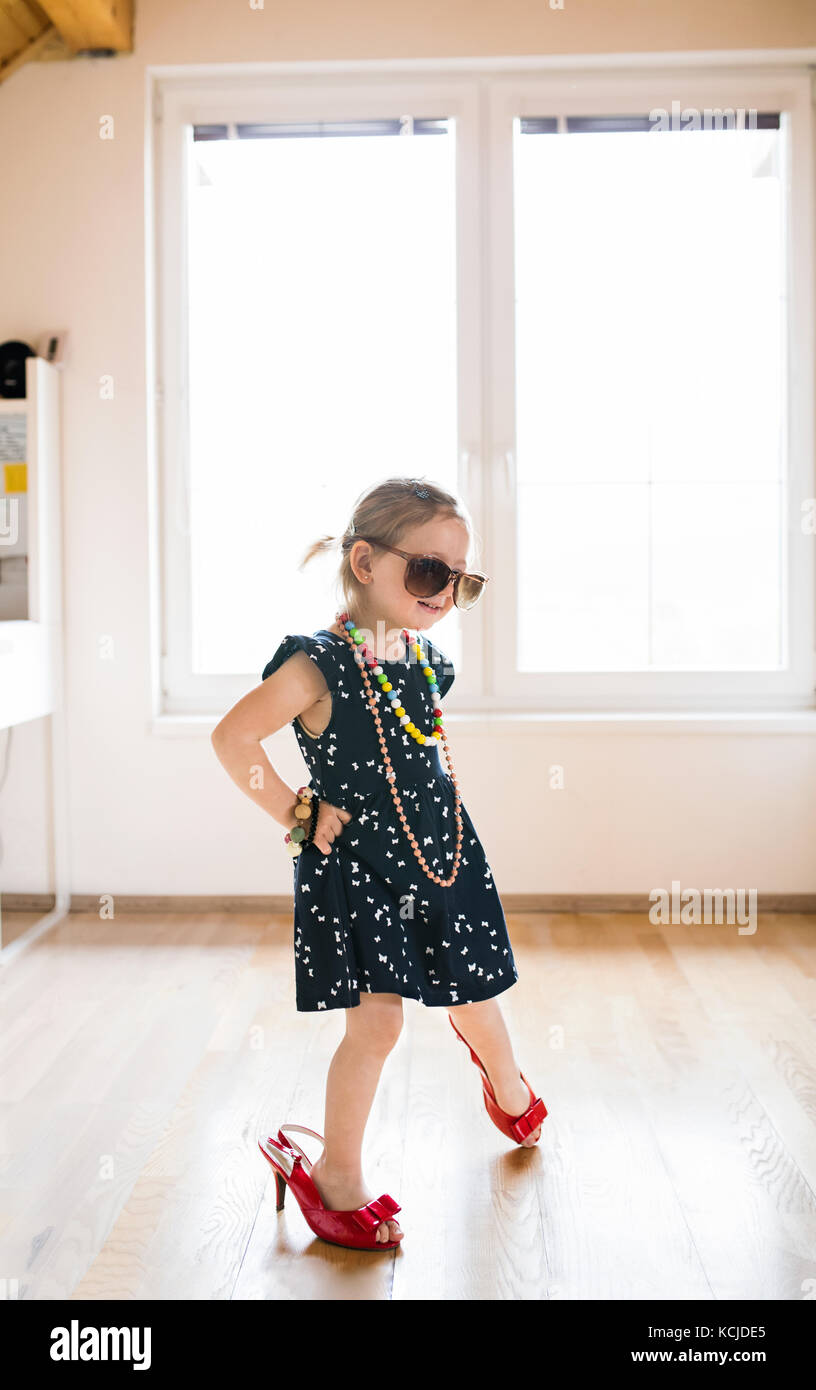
[406, 557, 451, 597]
[454, 574, 486, 609]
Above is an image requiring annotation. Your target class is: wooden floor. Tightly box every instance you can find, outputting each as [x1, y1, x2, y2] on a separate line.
[0, 910, 815, 1300]
[0, 909, 46, 950]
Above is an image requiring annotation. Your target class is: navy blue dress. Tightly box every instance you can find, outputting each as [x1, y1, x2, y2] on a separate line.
[261, 627, 519, 1012]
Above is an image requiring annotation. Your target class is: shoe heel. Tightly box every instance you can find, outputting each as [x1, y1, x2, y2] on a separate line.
[274, 1170, 287, 1211]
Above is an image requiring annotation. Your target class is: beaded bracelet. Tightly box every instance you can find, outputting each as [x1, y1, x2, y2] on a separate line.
[302, 792, 320, 846]
[283, 784, 317, 858]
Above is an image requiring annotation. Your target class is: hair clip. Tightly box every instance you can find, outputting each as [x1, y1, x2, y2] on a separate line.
[413, 483, 430, 499]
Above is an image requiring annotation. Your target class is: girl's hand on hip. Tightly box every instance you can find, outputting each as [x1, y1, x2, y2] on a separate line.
[312, 801, 353, 856]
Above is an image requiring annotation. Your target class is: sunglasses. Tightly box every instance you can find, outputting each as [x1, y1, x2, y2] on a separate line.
[353, 536, 489, 610]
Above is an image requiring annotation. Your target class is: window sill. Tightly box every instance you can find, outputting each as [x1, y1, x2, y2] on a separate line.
[151, 709, 816, 736]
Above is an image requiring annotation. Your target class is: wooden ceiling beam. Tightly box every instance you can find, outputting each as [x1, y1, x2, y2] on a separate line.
[0, 24, 65, 87]
[36, 0, 133, 53]
[0, 0, 45, 49]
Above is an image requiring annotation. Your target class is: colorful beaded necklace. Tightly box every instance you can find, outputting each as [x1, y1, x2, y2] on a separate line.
[335, 612, 464, 887]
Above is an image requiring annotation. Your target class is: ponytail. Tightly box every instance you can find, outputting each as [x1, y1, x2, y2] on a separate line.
[299, 533, 339, 570]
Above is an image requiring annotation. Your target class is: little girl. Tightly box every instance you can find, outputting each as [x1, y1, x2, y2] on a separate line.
[212, 475, 546, 1253]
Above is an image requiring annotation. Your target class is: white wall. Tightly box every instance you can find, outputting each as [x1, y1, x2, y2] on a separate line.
[0, 716, 51, 893]
[1, 1, 815, 900]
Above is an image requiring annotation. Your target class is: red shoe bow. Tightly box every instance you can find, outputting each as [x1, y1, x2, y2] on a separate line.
[350, 1194, 402, 1232]
[510, 1097, 547, 1143]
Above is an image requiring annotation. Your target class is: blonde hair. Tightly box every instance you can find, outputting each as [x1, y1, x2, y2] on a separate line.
[300, 475, 476, 614]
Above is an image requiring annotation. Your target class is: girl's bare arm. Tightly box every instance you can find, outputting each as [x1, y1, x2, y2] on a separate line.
[210, 651, 351, 852]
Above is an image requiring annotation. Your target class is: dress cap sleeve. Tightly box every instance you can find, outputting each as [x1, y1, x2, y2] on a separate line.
[261, 633, 341, 692]
[423, 635, 455, 698]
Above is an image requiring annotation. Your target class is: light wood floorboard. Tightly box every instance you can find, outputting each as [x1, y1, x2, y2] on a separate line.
[1, 911, 814, 1300]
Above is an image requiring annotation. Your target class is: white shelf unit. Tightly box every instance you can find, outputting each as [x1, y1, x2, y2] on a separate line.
[0, 355, 70, 957]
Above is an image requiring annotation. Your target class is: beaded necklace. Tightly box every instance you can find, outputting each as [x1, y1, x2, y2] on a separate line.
[335, 612, 464, 887]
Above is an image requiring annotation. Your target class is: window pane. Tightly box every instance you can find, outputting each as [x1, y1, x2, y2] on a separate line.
[519, 483, 650, 670]
[514, 123, 786, 672]
[651, 481, 781, 667]
[186, 123, 460, 675]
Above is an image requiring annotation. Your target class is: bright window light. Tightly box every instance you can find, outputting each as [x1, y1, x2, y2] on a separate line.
[514, 123, 786, 672]
[186, 121, 460, 674]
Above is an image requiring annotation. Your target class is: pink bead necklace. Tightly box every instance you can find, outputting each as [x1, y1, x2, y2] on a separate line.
[335, 612, 464, 887]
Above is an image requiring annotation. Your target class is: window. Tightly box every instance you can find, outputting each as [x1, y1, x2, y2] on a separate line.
[152, 69, 814, 716]
[514, 116, 785, 675]
[188, 117, 460, 675]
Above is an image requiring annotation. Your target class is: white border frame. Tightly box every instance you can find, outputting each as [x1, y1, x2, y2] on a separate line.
[146, 54, 816, 727]
[488, 68, 815, 710]
[150, 73, 484, 715]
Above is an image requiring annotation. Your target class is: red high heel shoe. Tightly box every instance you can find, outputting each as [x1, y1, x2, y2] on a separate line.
[258, 1123, 403, 1252]
[448, 1014, 547, 1145]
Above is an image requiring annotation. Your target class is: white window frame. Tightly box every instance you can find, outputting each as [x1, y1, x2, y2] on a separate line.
[150, 73, 484, 716]
[147, 61, 816, 725]
[487, 68, 815, 711]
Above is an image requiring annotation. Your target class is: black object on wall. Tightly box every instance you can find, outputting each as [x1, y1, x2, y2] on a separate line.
[0, 341, 35, 398]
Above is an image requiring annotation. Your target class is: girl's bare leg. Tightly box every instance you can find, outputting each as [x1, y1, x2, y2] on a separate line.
[309, 992, 405, 1243]
[448, 997, 542, 1146]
